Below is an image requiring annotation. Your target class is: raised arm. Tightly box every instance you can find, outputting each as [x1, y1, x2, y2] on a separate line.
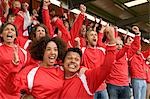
[97, 24, 106, 47]
[52, 17, 71, 44]
[85, 26, 116, 93]
[42, 0, 53, 38]
[116, 44, 130, 61]
[70, 4, 86, 47]
[1, 0, 10, 23]
[127, 26, 141, 60]
[22, 2, 31, 32]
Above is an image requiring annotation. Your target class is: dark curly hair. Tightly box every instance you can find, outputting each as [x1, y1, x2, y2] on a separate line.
[29, 36, 67, 61]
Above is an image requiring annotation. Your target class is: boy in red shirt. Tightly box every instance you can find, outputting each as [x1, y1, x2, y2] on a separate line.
[61, 26, 116, 98]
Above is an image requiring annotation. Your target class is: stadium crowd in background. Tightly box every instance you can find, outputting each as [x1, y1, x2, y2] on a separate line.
[0, 0, 150, 99]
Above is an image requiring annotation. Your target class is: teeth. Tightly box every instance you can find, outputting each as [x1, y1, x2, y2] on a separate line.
[93, 39, 96, 41]
[68, 64, 76, 68]
[7, 36, 12, 38]
[49, 56, 55, 59]
[7, 35, 13, 38]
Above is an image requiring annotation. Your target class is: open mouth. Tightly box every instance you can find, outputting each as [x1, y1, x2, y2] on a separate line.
[68, 64, 76, 69]
[48, 56, 56, 60]
[93, 38, 97, 42]
[6, 34, 13, 39]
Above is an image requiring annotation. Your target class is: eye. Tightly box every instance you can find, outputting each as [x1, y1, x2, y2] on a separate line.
[42, 30, 45, 32]
[11, 28, 15, 31]
[3, 28, 9, 31]
[54, 48, 58, 51]
[46, 48, 51, 51]
[67, 56, 72, 60]
[75, 58, 80, 61]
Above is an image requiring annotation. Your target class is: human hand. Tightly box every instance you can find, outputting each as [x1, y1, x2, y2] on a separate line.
[80, 4, 86, 13]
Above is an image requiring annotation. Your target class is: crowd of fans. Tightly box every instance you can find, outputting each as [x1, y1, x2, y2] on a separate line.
[0, 0, 150, 99]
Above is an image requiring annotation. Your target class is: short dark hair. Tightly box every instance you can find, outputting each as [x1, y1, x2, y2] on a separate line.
[30, 36, 67, 61]
[62, 48, 82, 62]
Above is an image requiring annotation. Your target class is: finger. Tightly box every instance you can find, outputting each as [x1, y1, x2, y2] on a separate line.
[13, 45, 18, 53]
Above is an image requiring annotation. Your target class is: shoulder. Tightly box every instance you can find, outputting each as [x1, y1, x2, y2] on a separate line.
[20, 64, 38, 75]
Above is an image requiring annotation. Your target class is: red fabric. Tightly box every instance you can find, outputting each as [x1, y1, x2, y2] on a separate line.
[146, 64, 150, 83]
[82, 47, 105, 69]
[16, 36, 29, 49]
[0, 1, 5, 17]
[127, 36, 141, 59]
[13, 15, 24, 37]
[42, 8, 72, 48]
[97, 32, 106, 48]
[129, 53, 147, 79]
[54, 18, 71, 44]
[0, 9, 2, 17]
[6, 65, 64, 99]
[142, 49, 150, 58]
[0, 7, 3, 17]
[42, 9, 54, 38]
[0, 44, 28, 99]
[70, 13, 85, 47]
[106, 52, 129, 86]
[106, 35, 141, 86]
[0, 16, 7, 23]
[82, 46, 106, 91]
[79, 36, 87, 47]
[60, 46, 116, 99]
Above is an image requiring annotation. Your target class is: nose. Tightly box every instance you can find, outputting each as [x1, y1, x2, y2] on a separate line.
[39, 30, 42, 33]
[8, 29, 13, 33]
[49, 49, 56, 55]
[50, 50, 54, 54]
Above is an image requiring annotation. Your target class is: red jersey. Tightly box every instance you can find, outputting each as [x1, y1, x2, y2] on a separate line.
[106, 35, 140, 86]
[16, 36, 31, 50]
[81, 46, 106, 91]
[129, 53, 147, 79]
[0, 44, 28, 99]
[42, 9, 54, 38]
[60, 45, 116, 99]
[6, 65, 64, 99]
[13, 14, 24, 37]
